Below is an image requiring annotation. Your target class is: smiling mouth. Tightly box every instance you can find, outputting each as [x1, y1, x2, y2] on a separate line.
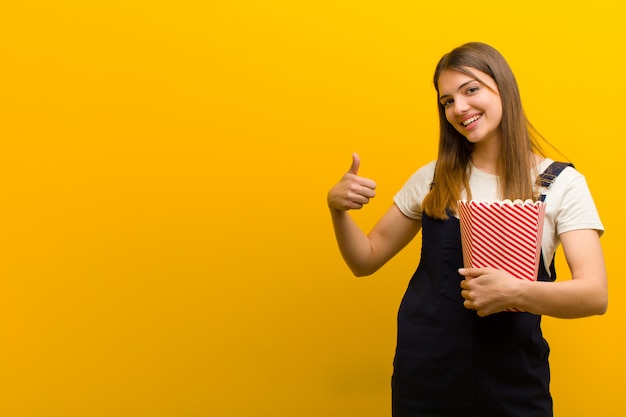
[462, 114, 482, 127]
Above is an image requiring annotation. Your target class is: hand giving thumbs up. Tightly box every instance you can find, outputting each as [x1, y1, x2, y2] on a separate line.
[327, 153, 377, 211]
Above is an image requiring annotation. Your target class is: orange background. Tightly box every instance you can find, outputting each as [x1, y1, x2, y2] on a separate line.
[1, 1, 624, 416]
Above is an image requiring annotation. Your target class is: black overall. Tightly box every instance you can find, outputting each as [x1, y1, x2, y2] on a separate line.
[391, 212, 554, 417]
[391, 162, 571, 416]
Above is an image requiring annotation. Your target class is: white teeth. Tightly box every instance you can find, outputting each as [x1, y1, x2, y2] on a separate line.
[462, 115, 481, 126]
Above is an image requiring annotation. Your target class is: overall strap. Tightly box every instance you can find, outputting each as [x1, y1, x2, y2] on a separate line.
[536, 161, 574, 280]
[537, 161, 574, 201]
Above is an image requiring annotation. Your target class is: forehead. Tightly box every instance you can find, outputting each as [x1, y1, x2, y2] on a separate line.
[437, 67, 497, 94]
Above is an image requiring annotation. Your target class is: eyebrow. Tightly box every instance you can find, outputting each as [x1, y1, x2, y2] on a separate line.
[439, 80, 477, 102]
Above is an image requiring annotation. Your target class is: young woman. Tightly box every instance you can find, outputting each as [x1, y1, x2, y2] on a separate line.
[326, 42, 607, 417]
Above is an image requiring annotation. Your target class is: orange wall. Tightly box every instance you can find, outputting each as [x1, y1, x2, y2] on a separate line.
[1, 1, 624, 416]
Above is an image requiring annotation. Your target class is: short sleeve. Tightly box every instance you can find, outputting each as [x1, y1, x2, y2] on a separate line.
[393, 161, 437, 220]
[539, 166, 604, 271]
[552, 175, 604, 236]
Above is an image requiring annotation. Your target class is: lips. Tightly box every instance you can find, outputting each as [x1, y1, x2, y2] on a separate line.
[462, 114, 482, 127]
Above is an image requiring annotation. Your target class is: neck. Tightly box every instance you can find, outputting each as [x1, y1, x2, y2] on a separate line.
[470, 143, 499, 174]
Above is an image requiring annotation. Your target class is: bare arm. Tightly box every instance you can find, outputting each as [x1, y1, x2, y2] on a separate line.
[517, 229, 608, 317]
[460, 229, 607, 318]
[330, 204, 421, 276]
[328, 154, 422, 276]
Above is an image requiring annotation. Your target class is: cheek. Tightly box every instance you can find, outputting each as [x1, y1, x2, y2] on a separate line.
[444, 108, 455, 124]
[493, 106, 503, 125]
[491, 98, 504, 123]
[444, 109, 463, 133]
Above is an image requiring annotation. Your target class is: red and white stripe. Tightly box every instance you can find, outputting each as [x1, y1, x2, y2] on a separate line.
[458, 200, 546, 312]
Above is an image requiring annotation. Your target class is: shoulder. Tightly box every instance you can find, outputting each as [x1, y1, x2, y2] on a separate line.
[393, 160, 437, 220]
[408, 160, 437, 183]
[540, 159, 604, 235]
[401, 160, 437, 193]
[539, 158, 587, 192]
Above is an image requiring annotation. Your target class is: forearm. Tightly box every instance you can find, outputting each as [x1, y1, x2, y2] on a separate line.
[516, 277, 608, 318]
[329, 208, 379, 276]
[518, 229, 608, 318]
[329, 204, 421, 277]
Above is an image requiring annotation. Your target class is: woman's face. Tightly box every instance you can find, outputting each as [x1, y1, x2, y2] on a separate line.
[437, 68, 503, 147]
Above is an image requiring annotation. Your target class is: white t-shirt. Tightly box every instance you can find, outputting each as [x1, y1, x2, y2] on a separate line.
[393, 158, 604, 273]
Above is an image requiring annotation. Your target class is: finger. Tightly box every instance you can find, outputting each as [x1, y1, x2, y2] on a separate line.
[357, 177, 377, 192]
[347, 189, 373, 206]
[458, 268, 482, 278]
[344, 201, 364, 210]
[349, 153, 360, 175]
[352, 183, 376, 199]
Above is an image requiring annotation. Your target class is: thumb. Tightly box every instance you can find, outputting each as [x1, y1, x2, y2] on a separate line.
[458, 268, 482, 278]
[458, 268, 473, 278]
[349, 152, 360, 175]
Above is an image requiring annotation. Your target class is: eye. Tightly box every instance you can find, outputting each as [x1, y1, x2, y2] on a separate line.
[440, 98, 453, 108]
[466, 86, 480, 95]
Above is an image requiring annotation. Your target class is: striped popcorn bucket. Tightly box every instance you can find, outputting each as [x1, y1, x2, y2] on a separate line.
[457, 199, 546, 312]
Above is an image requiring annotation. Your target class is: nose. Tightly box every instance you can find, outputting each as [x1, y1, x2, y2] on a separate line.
[452, 97, 470, 115]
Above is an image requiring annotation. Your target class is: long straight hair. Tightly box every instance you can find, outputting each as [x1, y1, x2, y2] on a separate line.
[422, 42, 546, 220]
